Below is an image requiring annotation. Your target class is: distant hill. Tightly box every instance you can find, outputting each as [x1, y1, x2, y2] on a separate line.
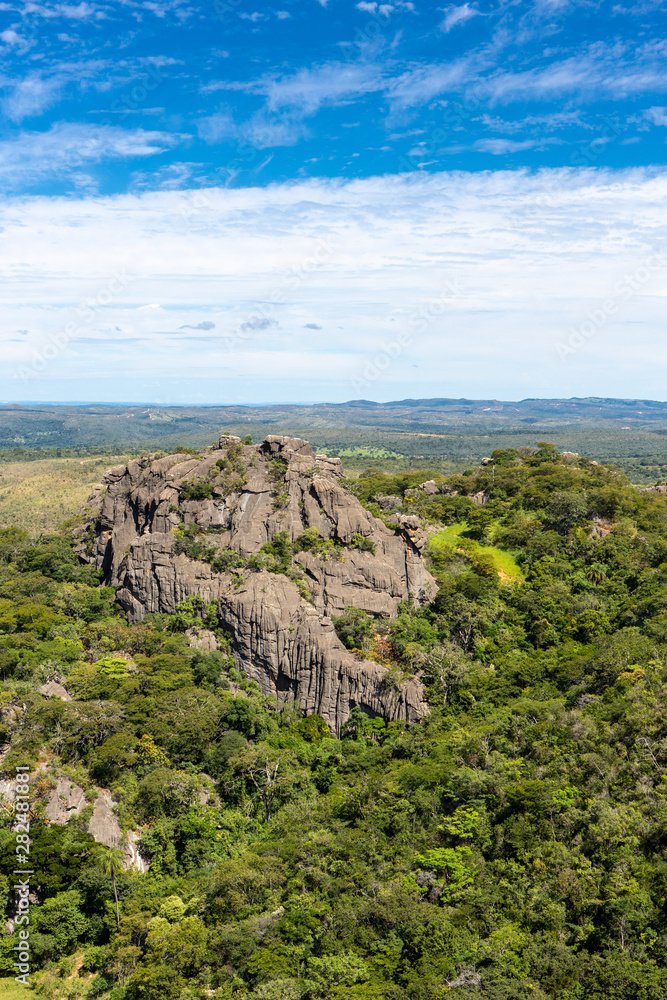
[2, 397, 667, 483]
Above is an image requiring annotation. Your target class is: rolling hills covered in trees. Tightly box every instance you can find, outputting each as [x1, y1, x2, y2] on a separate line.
[2, 441, 667, 998]
[3, 397, 667, 483]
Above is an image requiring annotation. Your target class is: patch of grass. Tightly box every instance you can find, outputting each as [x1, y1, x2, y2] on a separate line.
[0, 455, 127, 533]
[0, 978, 34, 998]
[335, 445, 404, 460]
[428, 524, 524, 584]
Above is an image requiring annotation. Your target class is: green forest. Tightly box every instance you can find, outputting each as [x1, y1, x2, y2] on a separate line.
[3, 442, 667, 998]
[4, 399, 667, 483]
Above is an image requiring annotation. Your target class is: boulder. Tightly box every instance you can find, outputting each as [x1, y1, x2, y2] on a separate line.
[375, 495, 402, 511]
[39, 681, 72, 701]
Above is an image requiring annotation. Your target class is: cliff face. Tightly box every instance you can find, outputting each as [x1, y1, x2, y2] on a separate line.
[80, 434, 436, 732]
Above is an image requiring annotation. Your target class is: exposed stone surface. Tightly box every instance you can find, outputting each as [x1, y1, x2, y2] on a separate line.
[77, 435, 436, 732]
[186, 627, 222, 651]
[405, 480, 439, 498]
[124, 830, 149, 873]
[36, 771, 143, 870]
[375, 495, 402, 511]
[44, 778, 87, 824]
[88, 789, 122, 849]
[218, 573, 428, 732]
[39, 681, 72, 701]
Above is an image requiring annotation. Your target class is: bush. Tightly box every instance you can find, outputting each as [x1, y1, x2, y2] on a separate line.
[333, 608, 373, 651]
[179, 480, 215, 501]
[349, 532, 376, 554]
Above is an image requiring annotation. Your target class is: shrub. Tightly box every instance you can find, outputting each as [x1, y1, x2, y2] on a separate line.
[349, 532, 376, 554]
[179, 480, 215, 501]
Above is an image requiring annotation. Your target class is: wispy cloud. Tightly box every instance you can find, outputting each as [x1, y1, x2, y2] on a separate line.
[644, 105, 667, 125]
[440, 3, 479, 33]
[240, 316, 279, 333]
[0, 122, 185, 189]
[2, 74, 64, 122]
[264, 62, 383, 114]
[21, 1, 100, 18]
[473, 136, 564, 153]
[198, 108, 308, 148]
[2, 168, 667, 402]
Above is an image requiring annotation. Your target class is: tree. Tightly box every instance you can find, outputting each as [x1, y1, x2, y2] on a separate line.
[463, 508, 494, 541]
[544, 490, 588, 534]
[230, 745, 308, 822]
[332, 607, 373, 652]
[97, 847, 125, 929]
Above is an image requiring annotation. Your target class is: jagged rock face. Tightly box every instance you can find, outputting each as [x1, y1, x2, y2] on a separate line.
[80, 434, 435, 732]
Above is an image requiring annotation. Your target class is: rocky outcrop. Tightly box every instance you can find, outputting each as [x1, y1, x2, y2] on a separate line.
[40, 778, 145, 870]
[78, 434, 436, 732]
[87, 789, 122, 849]
[39, 681, 72, 701]
[375, 495, 402, 511]
[405, 480, 440, 497]
[218, 572, 427, 730]
[44, 778, 87, 824]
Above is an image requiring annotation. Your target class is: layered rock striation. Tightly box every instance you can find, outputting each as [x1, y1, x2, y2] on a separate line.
[79, 435, 436, 732]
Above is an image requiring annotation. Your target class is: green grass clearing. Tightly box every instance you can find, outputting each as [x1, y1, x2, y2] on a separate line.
[0, 978, 34, 998]
[428, 524, 524, 584]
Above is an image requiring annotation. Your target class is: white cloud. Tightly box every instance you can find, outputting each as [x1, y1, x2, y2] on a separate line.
[0, 122, 185, 188]
[57, 2, 97, 17]
[0, 26, 33, 51]
[197, 109, 308, 148]
[644, 106, 667, 125]
[2, 75, 64, 121]
[473, 136, 563, 153]
[440, 3, 479, 33]
[2, 168, 667, 402]
[21, 1, 99, 17]
[264, 62, 385, 113]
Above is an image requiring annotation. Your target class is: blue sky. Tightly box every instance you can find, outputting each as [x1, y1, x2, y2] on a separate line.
[1, 0, 667, 403]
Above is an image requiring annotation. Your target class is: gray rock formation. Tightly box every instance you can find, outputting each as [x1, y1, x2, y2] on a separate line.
[41, 777, 144, 870]
[375, 495, 402, 511]
[470, 491, 490, 507]
[88, 789, 123, 849]
[186, 627, 222, 651]
[78, 435, 436, 732]
[124, 830, 149, 873]
[405, 480, 440, 498]
[44, 778, 87, 824]
[39, 681, 72, 701]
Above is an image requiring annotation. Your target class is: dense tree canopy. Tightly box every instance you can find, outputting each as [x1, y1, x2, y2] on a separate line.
[3, 444, 667, 998]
